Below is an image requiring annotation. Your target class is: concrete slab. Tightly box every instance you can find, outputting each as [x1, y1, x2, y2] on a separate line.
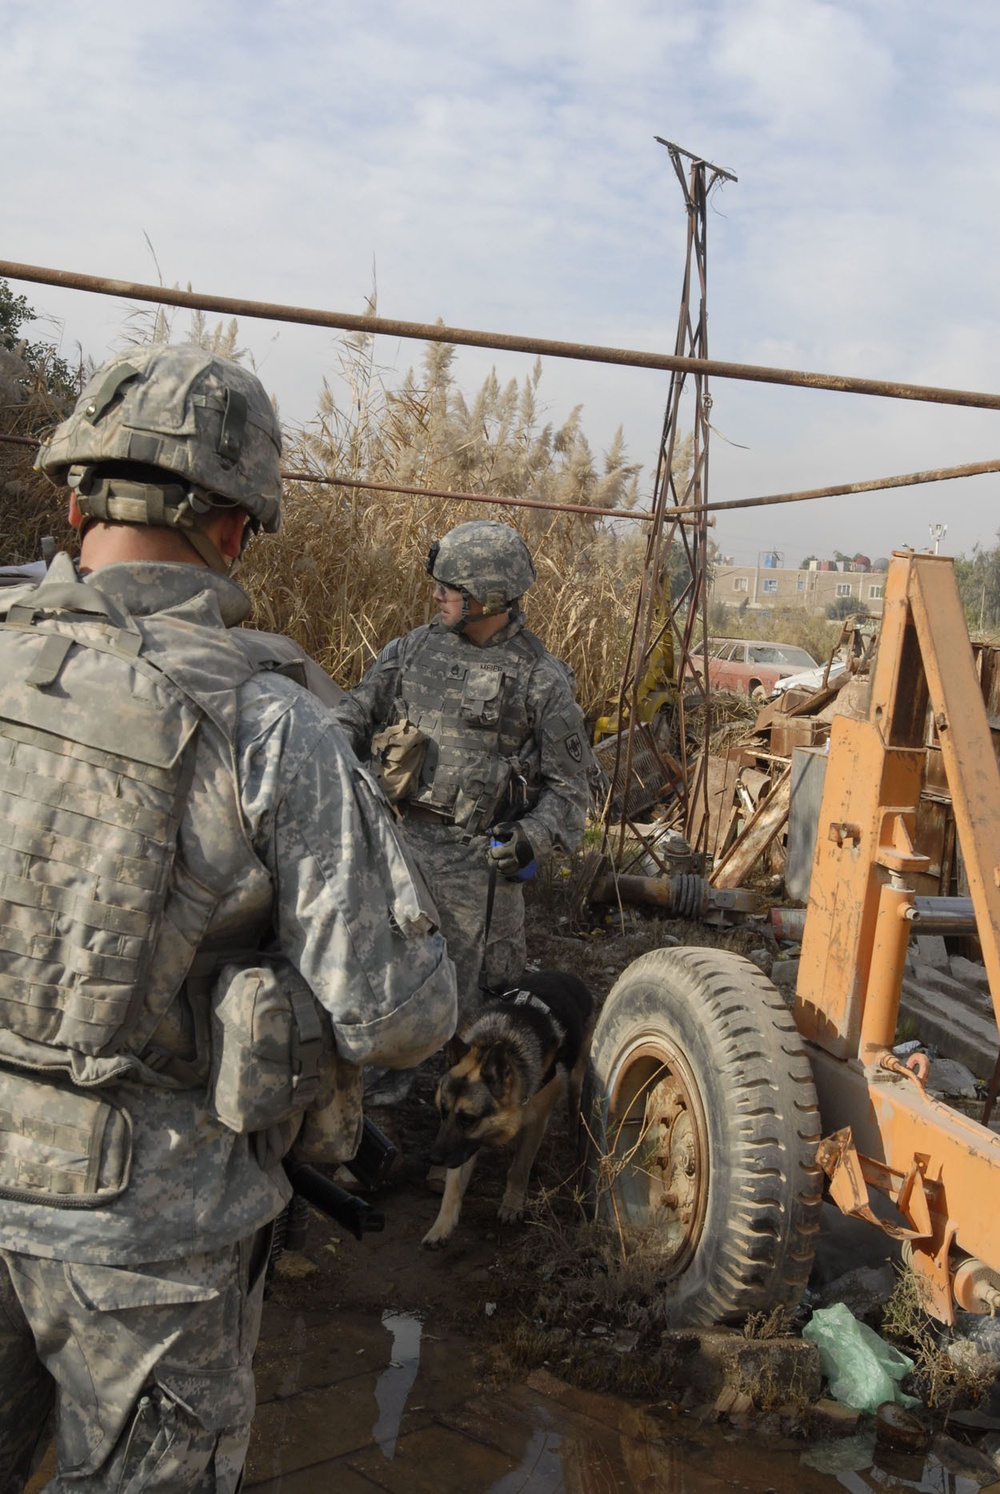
[899, 973, 999, 1079]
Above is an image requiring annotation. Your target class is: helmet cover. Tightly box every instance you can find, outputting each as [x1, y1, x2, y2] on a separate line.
[426, 521, 536, 613]
[36, 344, 283, 531]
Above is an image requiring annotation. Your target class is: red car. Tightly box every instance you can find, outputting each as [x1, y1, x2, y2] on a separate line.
[687, 638, 818, 702]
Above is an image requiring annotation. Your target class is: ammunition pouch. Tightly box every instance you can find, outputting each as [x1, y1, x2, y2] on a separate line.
[207, 958, 363, 1171]
[291, 1066, 364, 1169]
[370, 720, 429, 803]
[0, 1068, 132, 1208]
[452, 755, 514, 837]
[209, 959, 327, 1132]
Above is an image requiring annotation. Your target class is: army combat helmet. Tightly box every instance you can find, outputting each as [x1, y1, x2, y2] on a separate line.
[426, 520, 536, 628]
[36, 344, 282, 572]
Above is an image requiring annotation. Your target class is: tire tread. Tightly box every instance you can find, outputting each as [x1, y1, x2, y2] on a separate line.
[589, 946, 823, 1327]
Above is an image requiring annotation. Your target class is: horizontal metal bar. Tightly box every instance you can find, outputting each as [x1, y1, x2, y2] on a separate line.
[654, 136, 738, 184]
[907, 897, 977, 934]
[5, 258, 1000, 412]
[682, 459, 1000, 516]
[281, 469, 659, 521]
[3, 421, 988, 526]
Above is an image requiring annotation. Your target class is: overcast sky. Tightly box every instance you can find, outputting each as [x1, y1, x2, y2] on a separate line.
[5, 0, 1000, 567]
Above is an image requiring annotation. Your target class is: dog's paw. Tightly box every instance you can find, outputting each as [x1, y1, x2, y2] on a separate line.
[497, 1195, 526, 1226]
[421, 1225, 453, 1249]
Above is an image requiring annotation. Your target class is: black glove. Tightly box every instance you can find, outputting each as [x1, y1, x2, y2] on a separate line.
[487, 822, 536, 879]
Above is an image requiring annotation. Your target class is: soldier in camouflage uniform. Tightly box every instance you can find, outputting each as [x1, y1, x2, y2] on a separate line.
[334, 521, 592, 1052]
[0, 345, 456, 1493]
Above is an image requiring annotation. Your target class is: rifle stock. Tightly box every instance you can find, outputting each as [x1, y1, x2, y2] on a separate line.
[282, 1115, 397, 1241]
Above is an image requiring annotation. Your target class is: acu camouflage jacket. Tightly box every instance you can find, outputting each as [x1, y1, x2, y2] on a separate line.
[0, 557, 456, 1264]
[334, 614, 593, 858]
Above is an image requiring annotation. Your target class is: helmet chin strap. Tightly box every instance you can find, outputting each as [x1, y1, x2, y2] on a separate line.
[177, 525, 230, 575]
[446, 591, 475, 633]
[446, 591, 515, 634]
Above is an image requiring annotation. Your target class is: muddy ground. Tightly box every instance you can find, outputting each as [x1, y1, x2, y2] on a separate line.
[265, 885, 793, 1404]
[262, 877, 1000, 1494]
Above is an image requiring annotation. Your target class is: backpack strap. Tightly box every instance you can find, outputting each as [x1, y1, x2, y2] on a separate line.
[5, 576, 143, 659]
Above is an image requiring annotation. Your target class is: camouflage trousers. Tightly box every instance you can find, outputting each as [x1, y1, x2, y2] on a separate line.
[0, 1228, 270, 1494]
[365, 818, 525, 1105]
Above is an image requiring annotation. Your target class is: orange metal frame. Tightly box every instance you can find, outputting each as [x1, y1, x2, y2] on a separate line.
[793, 551, 1000, 1322]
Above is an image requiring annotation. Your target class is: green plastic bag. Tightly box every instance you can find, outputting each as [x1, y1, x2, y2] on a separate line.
[803, 1302, 920, 1413]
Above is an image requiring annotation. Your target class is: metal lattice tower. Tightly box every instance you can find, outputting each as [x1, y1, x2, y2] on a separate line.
[601, 139, 737, 863]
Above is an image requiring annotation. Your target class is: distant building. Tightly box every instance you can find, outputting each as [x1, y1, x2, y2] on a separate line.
[712, 560, 885, 617]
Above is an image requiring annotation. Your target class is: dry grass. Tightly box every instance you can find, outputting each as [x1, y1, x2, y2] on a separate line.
[1, 308, 681, 724]
[240, 330, 650, 719]
[0, 304, 690, 718]
[880, 1265, 999, 1415]
[0, 346, 76, 564]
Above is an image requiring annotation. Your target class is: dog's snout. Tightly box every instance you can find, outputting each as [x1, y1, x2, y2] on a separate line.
[428, 1127, 479, 1170]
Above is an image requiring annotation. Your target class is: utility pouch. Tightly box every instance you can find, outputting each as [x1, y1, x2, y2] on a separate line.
[291, 1056, 364, 1167]
[452, 754, 513, 836]
[251, 1050, 363, 1173]
[208, 960, 329, 1135]
[0, 1068, 132, 1208]
[460, 663, 505, 726]
[370, 719, 429, 803]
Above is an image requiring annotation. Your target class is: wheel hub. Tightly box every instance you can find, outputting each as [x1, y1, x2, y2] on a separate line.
[645, 1076, 697, 1224]
[606, 1042, 709, 1272]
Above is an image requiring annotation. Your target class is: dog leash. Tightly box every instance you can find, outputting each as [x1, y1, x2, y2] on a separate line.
[477, 860, 499, 999]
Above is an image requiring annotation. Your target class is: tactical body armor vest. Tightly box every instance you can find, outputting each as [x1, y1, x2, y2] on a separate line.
[0, 558, 330, 1205]
[393, 623, 545, 833]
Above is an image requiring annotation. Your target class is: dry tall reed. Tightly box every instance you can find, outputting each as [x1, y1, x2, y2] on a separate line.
[241, 325, 650, 719]
[0, 346, 78, 564]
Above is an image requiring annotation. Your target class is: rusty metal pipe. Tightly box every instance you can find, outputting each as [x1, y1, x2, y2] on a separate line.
[6, 428, 997, 526]
[592, 873, 675, 908]
[695, 459, 1000, 515]
[280, 470, 661, 522]
[906, 896, 977, 934]
[589, 871, 712, 919]
[6, 258, 1000, 412]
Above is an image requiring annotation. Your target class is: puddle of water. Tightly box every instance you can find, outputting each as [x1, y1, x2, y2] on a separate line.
[485, 1424, 564, 1494]
[247, 1304, 999, 1494]
[372, 1309, 423, 1459]
[801, 1428, 985, 1493]
[276, 1313, 308, 1400]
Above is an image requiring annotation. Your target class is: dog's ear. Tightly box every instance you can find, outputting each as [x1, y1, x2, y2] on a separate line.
[480, 1044, 513, 1100]
[446, 1033, 471, 1067]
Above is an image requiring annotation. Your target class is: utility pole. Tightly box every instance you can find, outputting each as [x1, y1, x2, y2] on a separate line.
[603, 139, 737, 859]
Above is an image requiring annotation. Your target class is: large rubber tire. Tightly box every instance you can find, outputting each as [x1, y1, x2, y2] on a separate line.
[585, 946, 822, 1327]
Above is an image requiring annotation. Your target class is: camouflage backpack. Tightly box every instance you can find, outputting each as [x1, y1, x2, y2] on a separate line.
[0, 559, 342, 1204]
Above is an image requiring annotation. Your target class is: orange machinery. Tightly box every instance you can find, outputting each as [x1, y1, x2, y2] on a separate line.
[795, 550, 1000, 1322]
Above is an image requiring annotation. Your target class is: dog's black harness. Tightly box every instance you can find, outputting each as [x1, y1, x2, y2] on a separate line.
[497, 986, 566, 1090]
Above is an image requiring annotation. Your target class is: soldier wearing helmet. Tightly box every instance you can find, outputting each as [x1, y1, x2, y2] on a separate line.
[424, 519, 538, 631]
[0, 345, 456, 1491]
[334, 519, 592, 1115]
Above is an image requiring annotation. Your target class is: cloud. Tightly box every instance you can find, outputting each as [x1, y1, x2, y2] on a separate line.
[712, 0, 896, 140]
[5, 0, 1000, 569]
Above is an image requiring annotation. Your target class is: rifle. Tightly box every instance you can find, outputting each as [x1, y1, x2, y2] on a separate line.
[281, 1116, 398, 1242]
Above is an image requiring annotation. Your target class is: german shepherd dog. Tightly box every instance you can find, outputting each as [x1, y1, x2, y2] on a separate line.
[421, 969, 594, 1248]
